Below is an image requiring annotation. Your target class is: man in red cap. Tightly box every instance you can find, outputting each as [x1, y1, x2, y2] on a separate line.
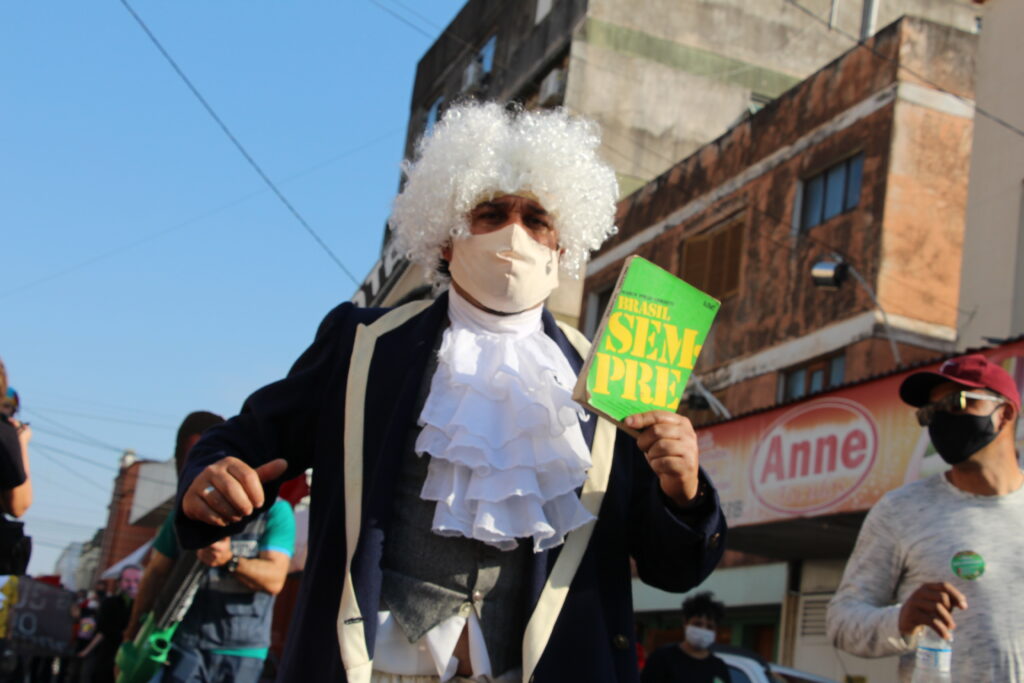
[827, 354, 1023, 682]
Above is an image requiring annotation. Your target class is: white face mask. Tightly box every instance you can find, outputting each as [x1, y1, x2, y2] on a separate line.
[685, 624, 716, 651]
[448, 223, 560, 313]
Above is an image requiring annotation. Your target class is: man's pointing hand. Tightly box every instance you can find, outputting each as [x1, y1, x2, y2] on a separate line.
[183, 457, 288, 527]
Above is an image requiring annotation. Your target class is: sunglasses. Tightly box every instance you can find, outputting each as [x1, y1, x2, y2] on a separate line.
[915, 390, 1005, 426]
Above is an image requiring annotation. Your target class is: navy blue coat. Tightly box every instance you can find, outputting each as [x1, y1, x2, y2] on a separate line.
[177, 293, 726, 682]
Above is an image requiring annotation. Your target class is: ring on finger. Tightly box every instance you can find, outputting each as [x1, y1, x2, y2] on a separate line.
[202, 485, 216, 496]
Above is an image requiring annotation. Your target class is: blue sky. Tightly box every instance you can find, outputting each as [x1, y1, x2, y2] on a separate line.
[2, 1, 465, 576]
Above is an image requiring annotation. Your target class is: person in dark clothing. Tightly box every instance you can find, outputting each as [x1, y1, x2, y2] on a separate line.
[174, 102, 727, 682]
[0, 359, 32, 520]
[641, 592, 731, 683]
[78, 565, 140, 683]
[0, 359, 33, 576]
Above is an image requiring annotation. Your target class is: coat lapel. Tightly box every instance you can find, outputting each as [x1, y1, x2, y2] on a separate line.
[335, 297, 437, 683]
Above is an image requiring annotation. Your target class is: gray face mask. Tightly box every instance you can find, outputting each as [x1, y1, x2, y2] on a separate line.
[685, 624, 716, 650]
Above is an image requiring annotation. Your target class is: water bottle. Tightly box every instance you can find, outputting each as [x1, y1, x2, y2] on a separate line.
[910, 628, 952, 682]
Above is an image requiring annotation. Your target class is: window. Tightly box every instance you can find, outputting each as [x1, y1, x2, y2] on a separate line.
[679, 220, 744, 299]
[584, 285, 615, 339]
[799, 153, 864, 231]
[480, 35, 497, 74]
[748, 92, 771, 115]
[778, 354, 846, 402]
[425, 96, 443, 136]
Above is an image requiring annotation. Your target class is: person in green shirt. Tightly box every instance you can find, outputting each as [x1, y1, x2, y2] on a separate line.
[125, 411, 296, 682]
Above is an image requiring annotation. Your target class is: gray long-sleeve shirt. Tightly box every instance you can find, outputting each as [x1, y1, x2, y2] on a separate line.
[827, 472, 1024, 682]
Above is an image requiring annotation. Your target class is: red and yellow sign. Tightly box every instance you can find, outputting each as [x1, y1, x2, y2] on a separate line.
[700, 342, 1024, 527]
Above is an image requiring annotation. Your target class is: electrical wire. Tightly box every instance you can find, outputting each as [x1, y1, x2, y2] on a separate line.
[25, 516, 102, 532]
[25, 392, 179, 420]
[31, 425, 127, 454]
[33, 442, 119, 472]
[28, 406, 173, 430]
[0, 124, 400, 301]
[32, 449, 110, 493]
[368, 0, 435, 39]
[25, 410, 134, 455]
[117, 0, 360, 285]
[784, 0, 1024, 140]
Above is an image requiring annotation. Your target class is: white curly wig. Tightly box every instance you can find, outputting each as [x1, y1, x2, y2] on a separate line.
[390, 102, 619, 282]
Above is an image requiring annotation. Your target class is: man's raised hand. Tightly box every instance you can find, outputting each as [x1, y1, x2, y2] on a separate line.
[183, 457, 288, 527]
[624, 411, 700, 508]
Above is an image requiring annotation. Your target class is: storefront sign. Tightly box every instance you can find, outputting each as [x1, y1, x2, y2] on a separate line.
[749, 398, 878, 515]
[700, 342, 1024, 527]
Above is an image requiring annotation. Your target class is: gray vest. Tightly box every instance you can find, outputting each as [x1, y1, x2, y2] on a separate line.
[380, 342, 532, 677]
[176, 514, 274, 651]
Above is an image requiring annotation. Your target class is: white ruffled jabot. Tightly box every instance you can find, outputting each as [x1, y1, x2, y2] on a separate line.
[414, 288, 594, 552]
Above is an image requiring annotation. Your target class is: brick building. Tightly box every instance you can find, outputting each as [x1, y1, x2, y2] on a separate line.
[94, 453, 166, 583]
[585, 16, 976, 420]
[582, 16, 980, 679]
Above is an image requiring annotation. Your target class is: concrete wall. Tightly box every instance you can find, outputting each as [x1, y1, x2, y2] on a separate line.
[791, 559, 900, 681]
[878, 20, 977, 328]
[566, 0, 978, 191]
[958, 0, 1024, 348]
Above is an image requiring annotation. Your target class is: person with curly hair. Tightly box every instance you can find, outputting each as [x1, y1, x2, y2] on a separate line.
[174, 103, 726, 683]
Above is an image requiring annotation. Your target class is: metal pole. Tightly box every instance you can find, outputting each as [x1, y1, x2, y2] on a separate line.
[844, 262, 903, 366]
[860, 0, 879, 40]
[691, 376, 732, 419]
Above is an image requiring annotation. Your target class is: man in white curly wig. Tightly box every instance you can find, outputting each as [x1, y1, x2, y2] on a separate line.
[174, 102, 726, 683]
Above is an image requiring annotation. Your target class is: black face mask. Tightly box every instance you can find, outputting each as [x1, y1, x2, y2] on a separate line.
[927, 411, 999, 465]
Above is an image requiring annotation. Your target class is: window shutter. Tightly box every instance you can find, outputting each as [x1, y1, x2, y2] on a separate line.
[682, 235, 711, 292]
[709, 229, 729, 297]
[721, 222, 743, 297]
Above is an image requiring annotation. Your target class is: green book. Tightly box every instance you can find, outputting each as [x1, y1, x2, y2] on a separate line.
[572, 256, 721, 433]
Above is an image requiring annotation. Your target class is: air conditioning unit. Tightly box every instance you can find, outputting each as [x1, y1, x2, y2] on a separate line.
[462, 59, 485, 92]
[537, 68, 566, 106]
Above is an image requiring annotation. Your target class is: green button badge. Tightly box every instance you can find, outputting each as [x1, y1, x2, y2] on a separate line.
[951, 550, 985, 580]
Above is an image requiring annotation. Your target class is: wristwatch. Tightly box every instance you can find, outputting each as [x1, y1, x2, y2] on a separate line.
[225, 554, 241, 573]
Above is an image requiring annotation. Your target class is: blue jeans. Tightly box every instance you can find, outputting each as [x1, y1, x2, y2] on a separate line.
[156, 645, 265, 683]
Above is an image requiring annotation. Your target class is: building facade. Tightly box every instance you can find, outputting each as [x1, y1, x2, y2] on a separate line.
[94, 452, 163, 581]
[582, 16, 979, 679]
[354, 0, 982, 327]
[957, 0, 1024, 348]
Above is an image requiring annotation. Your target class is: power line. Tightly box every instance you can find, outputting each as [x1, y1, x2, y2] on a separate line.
[117, 0, 360, 286]
[26, 392, 179, 420]
[33, 449, 110, 493]
[784, 0, 1024, 140]
[29, 406, 174, 430]
[33, 442, 119, 472]
[25, 517, 102, 532]
[25, 409, 132, 455]
[369, 0, 435, 39]
[1, 125, 399, 300]
[35, 441, 182, 492]
[31, 425, 126, 454]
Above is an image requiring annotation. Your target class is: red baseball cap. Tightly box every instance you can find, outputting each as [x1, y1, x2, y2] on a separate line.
[899, 354, 1021, 412]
